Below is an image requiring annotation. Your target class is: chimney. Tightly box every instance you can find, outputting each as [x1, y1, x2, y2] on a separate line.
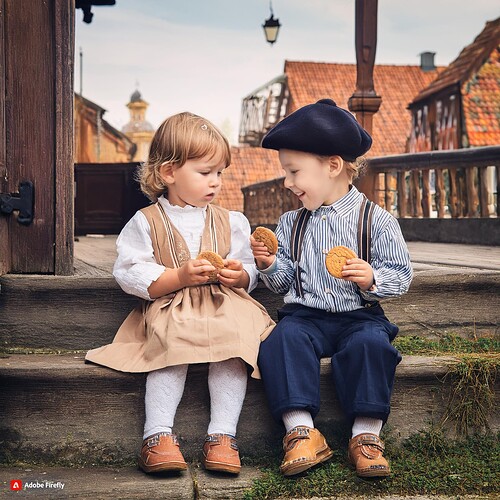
[420, 52, 436, 72]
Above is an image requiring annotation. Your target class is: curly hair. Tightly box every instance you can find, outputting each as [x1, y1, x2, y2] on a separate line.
[316, 155, 367, 181]
[137, 112, 231, 201]
[345, 156, 368, 181]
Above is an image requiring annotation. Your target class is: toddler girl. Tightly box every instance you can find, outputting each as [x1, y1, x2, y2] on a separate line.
[86, 112, 274, 475]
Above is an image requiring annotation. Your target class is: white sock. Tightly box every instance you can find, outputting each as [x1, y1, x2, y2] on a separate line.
[207, 358, 247, 436]
[282, 410, 314, 433]
[351, 417, 383, 438]
[143, 364, 188, 440]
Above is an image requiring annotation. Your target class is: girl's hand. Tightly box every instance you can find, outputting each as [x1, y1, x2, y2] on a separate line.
[341, 258, 375, 291]
[177, 259, 215, 288]
[218, 259, 249, 289]
[250, 236, 276, 270]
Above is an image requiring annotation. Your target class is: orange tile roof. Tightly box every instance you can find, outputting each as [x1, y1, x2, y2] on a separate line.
[411, 17, 500, 105]
[215, 146, 282, 212]
[284, 61, 443, 157]
[463, 46, 500, 147]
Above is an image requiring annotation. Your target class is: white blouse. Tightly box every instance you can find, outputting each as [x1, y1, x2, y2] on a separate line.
[113, 196, 259, 300]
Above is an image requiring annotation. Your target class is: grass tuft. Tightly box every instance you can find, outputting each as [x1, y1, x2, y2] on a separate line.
[442, 355, 498, 435]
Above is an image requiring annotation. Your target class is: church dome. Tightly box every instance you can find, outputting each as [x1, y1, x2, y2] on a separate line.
[130, 89, 143, 102]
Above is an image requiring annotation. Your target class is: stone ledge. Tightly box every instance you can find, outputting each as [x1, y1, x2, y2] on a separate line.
[5, 465, 494, 500]
[1, 353, 497, 466]
[1, 272, 499, 350]
[0, 353, 457, 379]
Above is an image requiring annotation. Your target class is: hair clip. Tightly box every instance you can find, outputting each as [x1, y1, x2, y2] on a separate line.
[200, 124, 208, 130]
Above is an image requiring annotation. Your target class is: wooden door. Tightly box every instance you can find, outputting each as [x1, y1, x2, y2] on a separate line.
[0, 0, 74, 275]
[74, 163, 150, 235]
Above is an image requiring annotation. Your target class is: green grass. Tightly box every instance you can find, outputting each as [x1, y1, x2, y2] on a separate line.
[243, 430, 500, 499]
[393, 333, 499, 355]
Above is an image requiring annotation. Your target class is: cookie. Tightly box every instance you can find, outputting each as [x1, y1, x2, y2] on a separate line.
[252, 226, 278, 255]
[325, 245, 357, 278]
[197, 251, 225, 283]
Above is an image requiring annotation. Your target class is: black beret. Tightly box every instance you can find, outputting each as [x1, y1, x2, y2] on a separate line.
[261, 99, 372, 161]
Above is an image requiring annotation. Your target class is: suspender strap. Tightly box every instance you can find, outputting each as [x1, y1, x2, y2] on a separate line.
[290, 208, 312, 298]
[290, 195, 378, 304]
[356, 195, 378, 306]
[357, 195, 375, 263]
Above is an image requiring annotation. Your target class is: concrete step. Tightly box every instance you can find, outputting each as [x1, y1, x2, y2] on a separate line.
[1, 353, 498, 467]
[1, 270, 499, 352]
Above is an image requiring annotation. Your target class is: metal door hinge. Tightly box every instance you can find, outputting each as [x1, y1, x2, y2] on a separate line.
[0, 181, 34, 225]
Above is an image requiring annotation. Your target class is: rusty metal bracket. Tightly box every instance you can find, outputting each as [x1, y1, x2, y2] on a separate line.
[0, 181, 34, 225]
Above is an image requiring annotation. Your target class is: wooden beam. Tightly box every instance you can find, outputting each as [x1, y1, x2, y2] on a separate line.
[54, 0, 75, 275]
[348, 0, 382, 202]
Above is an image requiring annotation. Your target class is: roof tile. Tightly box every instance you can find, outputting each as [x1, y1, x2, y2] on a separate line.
[284, 60, 443, 157]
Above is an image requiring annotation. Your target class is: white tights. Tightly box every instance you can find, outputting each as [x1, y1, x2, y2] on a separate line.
[143, 358, 247, 440]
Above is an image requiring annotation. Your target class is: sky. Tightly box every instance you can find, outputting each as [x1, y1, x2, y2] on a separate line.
[74, 0, 499, 144]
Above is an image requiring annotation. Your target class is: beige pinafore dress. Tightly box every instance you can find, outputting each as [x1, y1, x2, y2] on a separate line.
[85, 202, 275, 379]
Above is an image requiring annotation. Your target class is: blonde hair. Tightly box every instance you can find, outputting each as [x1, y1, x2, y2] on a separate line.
[138, 112, 231, 201]
[344, 157, 367, 181]
[317, 155, 367, 181]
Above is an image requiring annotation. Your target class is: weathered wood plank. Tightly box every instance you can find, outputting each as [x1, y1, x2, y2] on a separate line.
[5, 0, 55, 272]
[54, 0, 75, 275]
[0, 0, 8, 275]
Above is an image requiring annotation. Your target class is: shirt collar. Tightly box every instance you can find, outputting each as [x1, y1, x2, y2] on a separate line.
[313, 185, 363, 217]
[158, 195, 207, 216]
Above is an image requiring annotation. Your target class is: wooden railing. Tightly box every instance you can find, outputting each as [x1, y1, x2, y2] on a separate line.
[242, 146, 499, 227]
[368, 146, 499, 218]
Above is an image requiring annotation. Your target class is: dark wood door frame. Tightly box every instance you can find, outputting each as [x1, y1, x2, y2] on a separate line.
[0, 0, 74, 275]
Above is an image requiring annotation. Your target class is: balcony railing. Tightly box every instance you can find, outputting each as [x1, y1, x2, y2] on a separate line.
[243, 146, 499, 228]
[368, 146, 499, 218]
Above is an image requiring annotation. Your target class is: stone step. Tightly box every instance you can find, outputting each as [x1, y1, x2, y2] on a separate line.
[0, 465, 262, 499]
[0, 466, 492, 500]
[1, 270, 499, 352]
[1, 353, 498, 467]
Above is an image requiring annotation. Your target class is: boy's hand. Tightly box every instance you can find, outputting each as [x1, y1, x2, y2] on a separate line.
[218, 259, 249, 289]
[341, 258, 375, 291]
[250, 236, 276, 270]
[177, 259, 215, 287]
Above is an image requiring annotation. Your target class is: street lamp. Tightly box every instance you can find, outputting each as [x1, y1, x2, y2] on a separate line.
[262, 1, 281, 45]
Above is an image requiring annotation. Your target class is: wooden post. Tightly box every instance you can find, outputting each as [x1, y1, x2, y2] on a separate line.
[478, 167, 489, 217]
[0, 0, 8, 274]
[435, 169, 446, 217]
[396, 170, 407, 217]
[0, 0, 74, 274]
[349, 0, 382, 202]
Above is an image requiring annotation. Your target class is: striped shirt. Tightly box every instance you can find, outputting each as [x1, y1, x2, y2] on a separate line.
[259, 186, 413, 312]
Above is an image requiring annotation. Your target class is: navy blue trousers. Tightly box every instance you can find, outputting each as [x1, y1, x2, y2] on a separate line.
[258, 303, 401, 424]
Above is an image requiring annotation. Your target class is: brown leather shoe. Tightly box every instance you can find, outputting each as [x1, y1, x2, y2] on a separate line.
[280, 426, 333, 476]
[348, 433, 390, 478]
[203, 434, 241, 474]
[138, 433, 187, 473]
